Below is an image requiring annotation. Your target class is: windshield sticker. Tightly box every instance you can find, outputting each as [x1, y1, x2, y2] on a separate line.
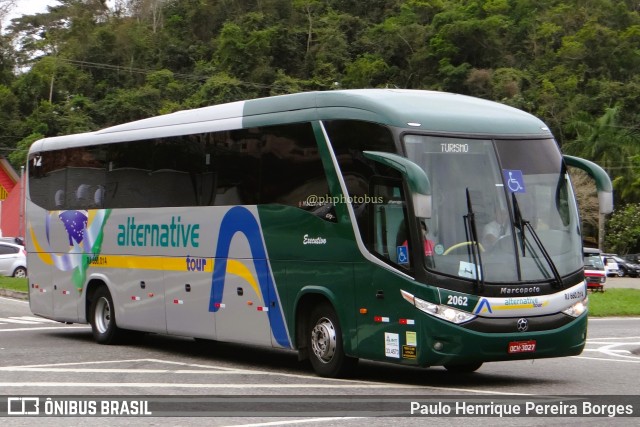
[503, 169, 526, 193]
[434, 244, 444, 255]
[458, 261, 481, 279]
[397, 245, 409, 264]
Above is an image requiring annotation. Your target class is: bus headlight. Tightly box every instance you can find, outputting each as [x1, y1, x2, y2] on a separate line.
[401, 289, 476, 324]
[562, 297, 588, 317]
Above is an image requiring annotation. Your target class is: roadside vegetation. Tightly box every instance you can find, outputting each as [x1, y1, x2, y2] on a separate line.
[588, 288, 640, 317]
[1, 1, 640, 248]
[0, 277, 27, 292]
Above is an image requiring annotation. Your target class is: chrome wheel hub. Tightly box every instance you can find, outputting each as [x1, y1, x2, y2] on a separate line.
[95, 297, 111, 334]
[311, 317, 336, 363]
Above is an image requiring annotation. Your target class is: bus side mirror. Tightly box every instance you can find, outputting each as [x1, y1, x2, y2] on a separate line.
[563, 155, 613, 214]
[363, 151, 432, 218]
[413, 193, 432, 219]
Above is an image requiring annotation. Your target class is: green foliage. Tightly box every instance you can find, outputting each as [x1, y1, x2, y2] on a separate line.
[0, 277, 28, 293]
[605, 203, 640, 254]
[9, 133, 43, 167]
[588, 288, 640, 317]
[0, 0, 638, 228]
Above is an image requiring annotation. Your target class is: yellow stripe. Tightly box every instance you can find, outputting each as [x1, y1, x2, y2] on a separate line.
[89, 255, 212, 272]
[29, 225, 54, 266]
[227, 259, 262, 299]
[493, 301, 549, 310]
[29, 246, 261, 299]
[95, 256, 262, 299]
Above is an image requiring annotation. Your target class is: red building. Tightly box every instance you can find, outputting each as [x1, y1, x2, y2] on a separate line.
[0, 157, 23, 238]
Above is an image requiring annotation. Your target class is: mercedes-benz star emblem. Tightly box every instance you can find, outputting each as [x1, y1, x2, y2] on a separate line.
[516, 318, 529, 332]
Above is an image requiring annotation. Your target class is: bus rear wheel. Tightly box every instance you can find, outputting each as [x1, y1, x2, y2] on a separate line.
[308, 303, 357, 378]
[89, 286, 123, 344]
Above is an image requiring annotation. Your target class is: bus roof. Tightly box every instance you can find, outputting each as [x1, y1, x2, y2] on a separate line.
[29, 89, 552, 153]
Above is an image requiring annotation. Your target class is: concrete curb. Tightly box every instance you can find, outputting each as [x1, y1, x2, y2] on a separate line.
[0, 288, 28, 300]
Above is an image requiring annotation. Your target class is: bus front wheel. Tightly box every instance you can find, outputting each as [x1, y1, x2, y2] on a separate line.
[89, 286, 123, 344]
[308, 303, 357, 378]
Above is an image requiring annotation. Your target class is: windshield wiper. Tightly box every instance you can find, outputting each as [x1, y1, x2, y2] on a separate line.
[464, 188, 484, 292]
[511, 193, 563, 288]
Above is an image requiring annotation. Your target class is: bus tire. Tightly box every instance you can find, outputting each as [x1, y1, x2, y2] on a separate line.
[308, 303, 357, 378]
[444, 362, 483, 373]
[89, 286, 123, 344]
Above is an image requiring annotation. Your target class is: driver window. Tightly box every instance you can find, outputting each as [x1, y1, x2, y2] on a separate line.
[370, 178, 411, 270]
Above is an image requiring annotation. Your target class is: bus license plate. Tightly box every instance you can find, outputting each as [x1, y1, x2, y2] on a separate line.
[508, 340, 536, 354]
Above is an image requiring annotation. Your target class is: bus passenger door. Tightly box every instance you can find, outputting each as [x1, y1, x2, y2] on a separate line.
[356, 177, 411, 361]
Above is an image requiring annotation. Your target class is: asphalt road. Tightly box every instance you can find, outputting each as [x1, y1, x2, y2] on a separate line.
[603, 276, 640, 289]
[0, 294, 638, 426]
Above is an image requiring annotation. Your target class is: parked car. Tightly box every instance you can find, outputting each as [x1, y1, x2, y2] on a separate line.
[613, 256, 640, 277]
[0, 237, 24, 246]
[602, 254, 620, 277]
[622, 253, 640, 265]
[0, 241, 27, 277]
[583, 247, 606, 291]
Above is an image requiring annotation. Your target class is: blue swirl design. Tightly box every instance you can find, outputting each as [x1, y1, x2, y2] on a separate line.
[209, 206, 291, 348]
[43, 210, 108, 273]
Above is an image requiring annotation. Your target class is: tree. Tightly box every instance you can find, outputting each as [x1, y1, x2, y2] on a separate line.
[605, 203, 640, 254]
[568, 168, 599, 246]
[0, 0, 16, 27]
[563, 106, 640, 204]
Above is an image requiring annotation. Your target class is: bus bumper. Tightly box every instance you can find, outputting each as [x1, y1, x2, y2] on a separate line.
[417, 312, 588, 367]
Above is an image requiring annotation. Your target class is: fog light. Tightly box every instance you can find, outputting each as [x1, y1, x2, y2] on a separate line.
[434, 342, 443, 351]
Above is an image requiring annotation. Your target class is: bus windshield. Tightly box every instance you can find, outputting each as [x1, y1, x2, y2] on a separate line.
[404, 135, 583, 284]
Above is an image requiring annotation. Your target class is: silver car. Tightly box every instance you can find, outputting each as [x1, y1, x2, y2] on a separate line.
[0, 241, 27, 277]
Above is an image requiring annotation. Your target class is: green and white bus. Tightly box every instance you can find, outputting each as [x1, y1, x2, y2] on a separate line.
[26, 89, 612, 377]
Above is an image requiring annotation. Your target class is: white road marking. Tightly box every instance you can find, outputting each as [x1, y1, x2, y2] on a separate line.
[17, 316, 60, 323]
[0, 317, 41, 324]
[583, 349, 632, 355]
[0, 382, 422, 389]
[0, 296, 28, 304]
[0, 315, 71, 326]
[0, 358, 533, 395]
[572, 355, 640, 363]
[0, 381, 535, 395]
[0, 326, 89, 332]
[221, 418, 363, 427]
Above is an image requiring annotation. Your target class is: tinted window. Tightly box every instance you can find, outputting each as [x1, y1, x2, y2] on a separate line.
[323, 120, 398, 242]
[28, 123, 332, 220]
[0, 244, 18, 255]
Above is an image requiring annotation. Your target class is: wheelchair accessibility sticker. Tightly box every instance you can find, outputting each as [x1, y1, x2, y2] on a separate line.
[397, 245, 409, 265]
[503, 169, 525, 193]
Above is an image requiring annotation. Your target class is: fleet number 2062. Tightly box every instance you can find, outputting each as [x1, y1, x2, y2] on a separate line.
[447, 295, 468, 307]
